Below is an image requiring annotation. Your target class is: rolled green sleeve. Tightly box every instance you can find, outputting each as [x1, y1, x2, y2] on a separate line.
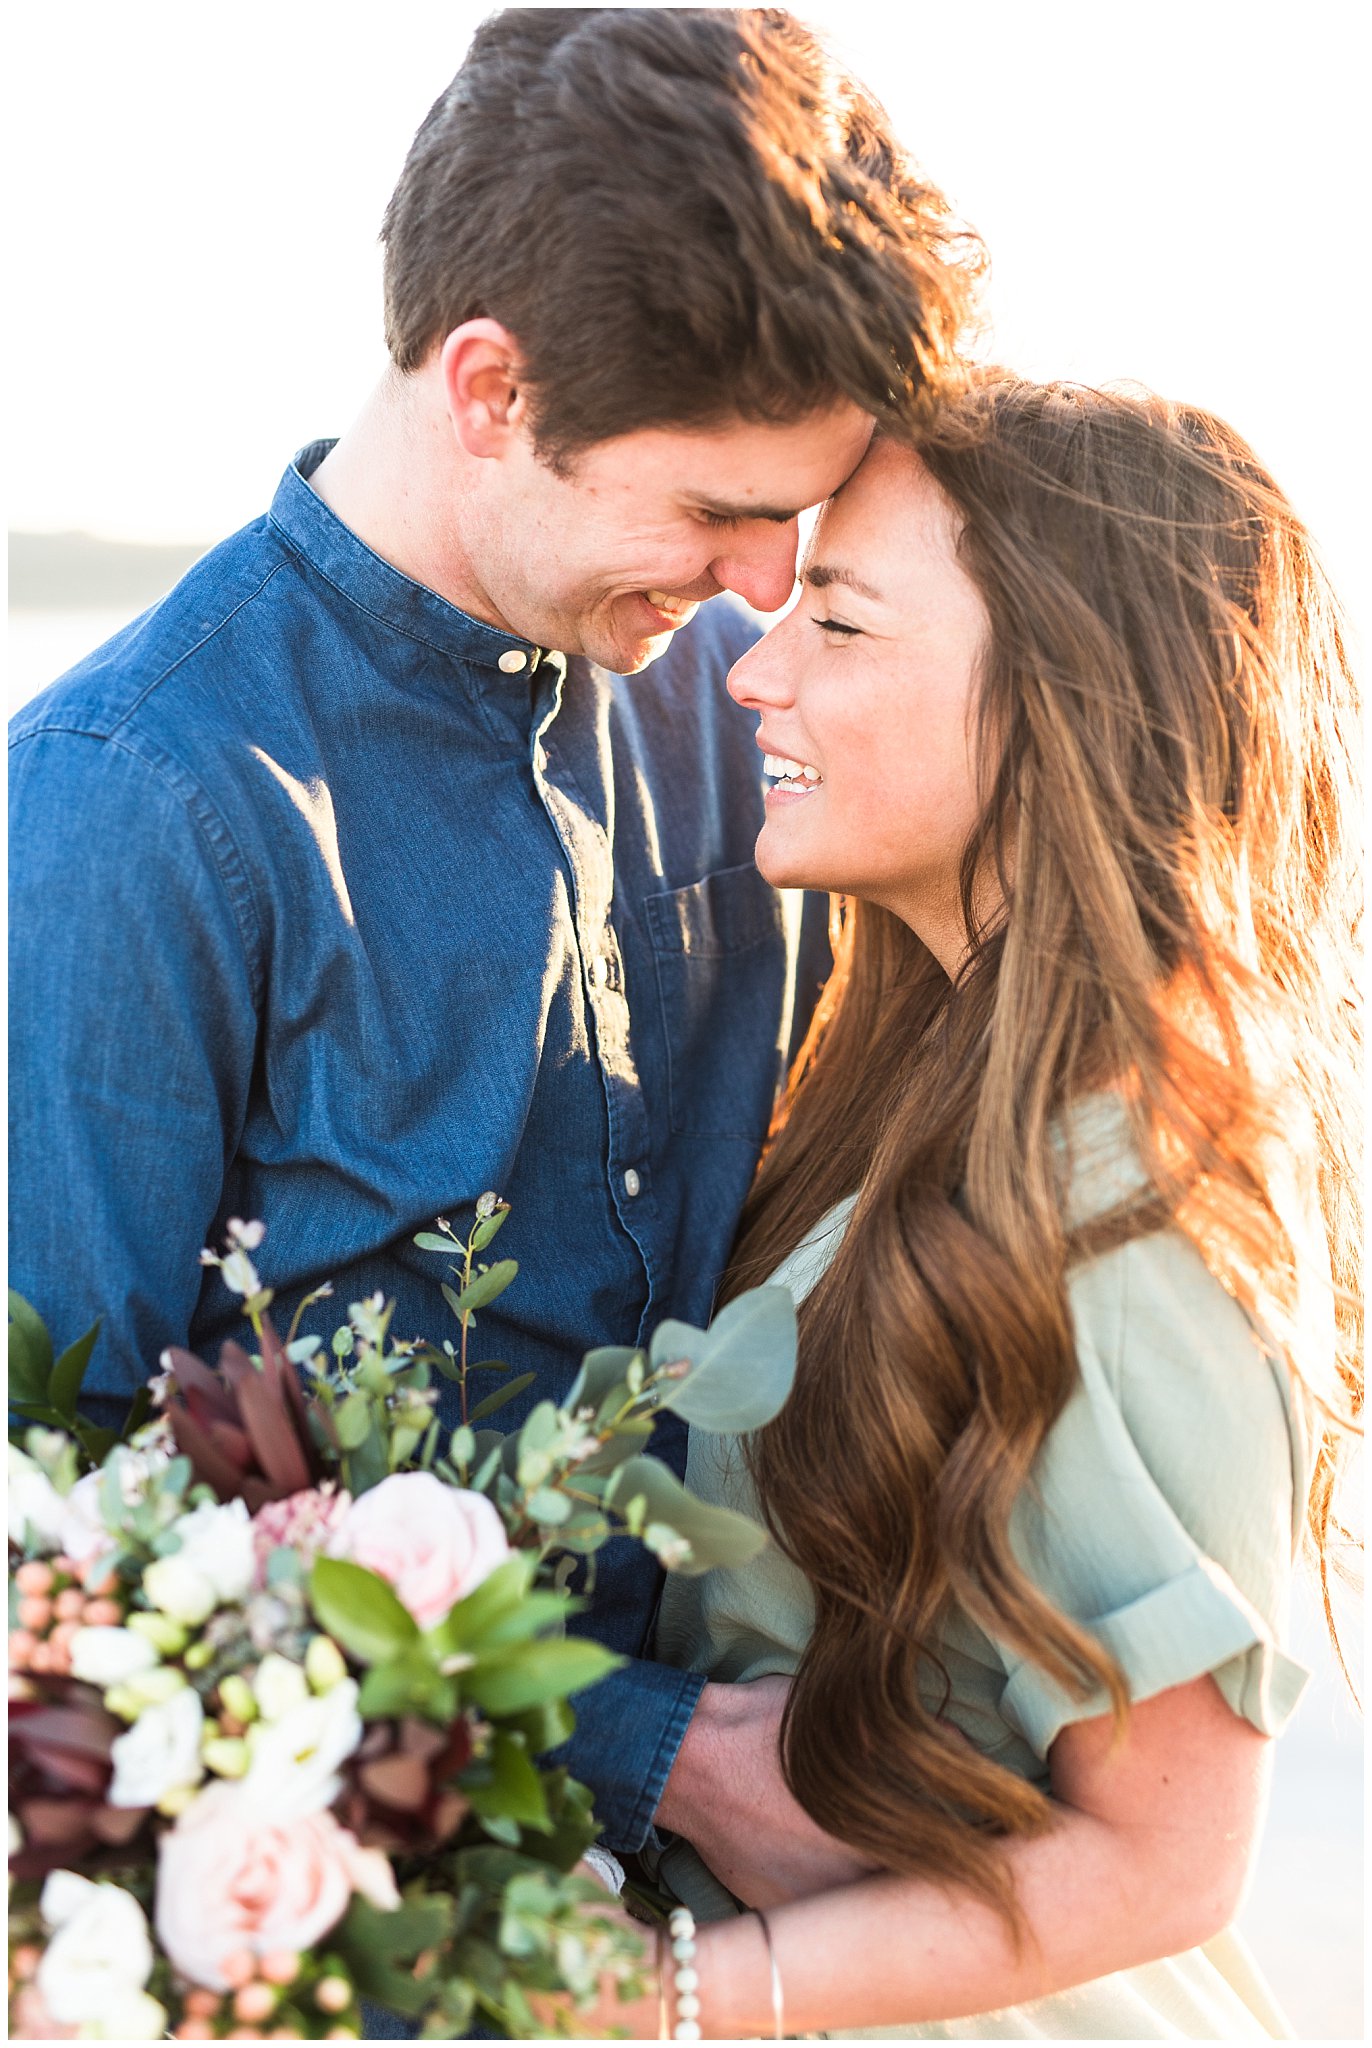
[998, 1229, 1313, 1756]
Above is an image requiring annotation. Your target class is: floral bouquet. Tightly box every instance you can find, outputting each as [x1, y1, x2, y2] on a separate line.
[8, 1202, 797, 2039]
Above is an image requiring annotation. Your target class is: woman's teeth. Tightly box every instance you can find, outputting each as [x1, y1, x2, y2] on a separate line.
[763, 754, 823, 789]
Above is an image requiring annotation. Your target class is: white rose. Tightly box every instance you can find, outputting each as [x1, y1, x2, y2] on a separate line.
[60, 1474, 118, 1574]
[328, 1471, 513, 1630]
[167, 1497, 255, 1604]
[68, 1626, 160, 1689]
[36, 1872, 157, 2029]
[7, 1447, 67, 1553]
[108, 1685, 205, 1808]
[79, 1988, 168, 2039]
[142, 1551, 217, 1626]
[244, 1677, 363, 1818]
[253, 1650, 310, 1722]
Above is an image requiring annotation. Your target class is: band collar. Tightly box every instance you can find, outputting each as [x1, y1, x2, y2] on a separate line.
[268, 440, 558, 679]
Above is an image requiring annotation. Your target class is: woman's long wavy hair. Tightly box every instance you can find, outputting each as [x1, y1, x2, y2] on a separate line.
[722, 378, 1363, 1923]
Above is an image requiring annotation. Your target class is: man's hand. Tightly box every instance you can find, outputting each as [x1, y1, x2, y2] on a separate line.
[654, 1674, 880, 1906]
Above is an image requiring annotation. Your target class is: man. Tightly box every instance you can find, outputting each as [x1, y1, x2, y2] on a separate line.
[9, 8, 976, 1903]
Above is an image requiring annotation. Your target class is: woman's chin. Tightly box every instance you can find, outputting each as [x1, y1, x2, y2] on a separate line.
[755, 829, 829, 895]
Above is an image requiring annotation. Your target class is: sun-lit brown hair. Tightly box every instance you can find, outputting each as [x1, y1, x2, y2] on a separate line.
[380, 8, 983, 465]
[724, 378, 1363, 1921]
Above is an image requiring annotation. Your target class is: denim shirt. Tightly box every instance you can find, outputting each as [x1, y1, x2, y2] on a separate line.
[8, 442, 827, 1852]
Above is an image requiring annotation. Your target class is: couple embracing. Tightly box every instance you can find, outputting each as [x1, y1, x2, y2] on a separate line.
[10, 8, 1360, 2040]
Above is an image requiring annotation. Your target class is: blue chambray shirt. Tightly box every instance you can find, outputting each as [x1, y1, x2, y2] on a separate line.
[8, 443, 827, 1854]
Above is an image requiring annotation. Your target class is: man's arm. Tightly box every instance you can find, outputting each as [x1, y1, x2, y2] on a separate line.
[556, 1656, 705, 1858]
[655, 1673, 879, 1897]
[9, 729, 258, 1423]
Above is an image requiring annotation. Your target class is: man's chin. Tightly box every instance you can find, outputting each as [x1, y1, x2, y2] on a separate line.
[586, 626, 680, 676]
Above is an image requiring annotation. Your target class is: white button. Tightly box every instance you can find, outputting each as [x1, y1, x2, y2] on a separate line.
[623, 1169, 641, 1198]
[589, 956, 609, 988]
[498, 648, 528, 674]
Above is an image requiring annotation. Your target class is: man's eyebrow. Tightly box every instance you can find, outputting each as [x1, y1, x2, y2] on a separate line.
[688, 496, 801, 525]
[804, 561, 885, 603]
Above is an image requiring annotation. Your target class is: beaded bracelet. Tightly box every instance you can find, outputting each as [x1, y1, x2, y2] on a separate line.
[665, 1904, 701, 2039]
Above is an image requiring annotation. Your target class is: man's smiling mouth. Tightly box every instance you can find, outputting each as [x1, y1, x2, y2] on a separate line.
[639, 589, 700, 626]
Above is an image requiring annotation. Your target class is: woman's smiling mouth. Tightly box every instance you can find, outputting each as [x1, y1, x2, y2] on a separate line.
[763, 752, 823, 799]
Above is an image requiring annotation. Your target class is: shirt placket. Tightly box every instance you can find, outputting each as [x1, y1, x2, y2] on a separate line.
[529, 660, 662, 1322]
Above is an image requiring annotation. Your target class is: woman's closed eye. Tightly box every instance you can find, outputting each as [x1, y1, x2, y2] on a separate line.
[813, 616, 861, 637]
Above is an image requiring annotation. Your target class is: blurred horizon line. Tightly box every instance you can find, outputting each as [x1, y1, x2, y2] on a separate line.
[9, 531, 210, 612]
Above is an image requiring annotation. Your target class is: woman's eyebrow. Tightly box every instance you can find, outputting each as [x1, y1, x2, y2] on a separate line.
[804, 560, 884, 603]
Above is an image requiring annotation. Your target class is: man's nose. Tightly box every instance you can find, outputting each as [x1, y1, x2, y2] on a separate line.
[710, 521, 801, 615]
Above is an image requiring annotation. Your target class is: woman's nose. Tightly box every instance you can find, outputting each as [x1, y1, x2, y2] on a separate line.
[726, 623, 795, 711]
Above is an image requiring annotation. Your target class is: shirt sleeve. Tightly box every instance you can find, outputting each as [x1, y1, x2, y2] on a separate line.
[8, 728, 260, 1428]
[553, 1652, 705, 1857]
[997, 1229, 1312, 1758]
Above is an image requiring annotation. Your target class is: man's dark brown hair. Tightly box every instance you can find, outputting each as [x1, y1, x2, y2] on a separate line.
[381, 7, 983, 466]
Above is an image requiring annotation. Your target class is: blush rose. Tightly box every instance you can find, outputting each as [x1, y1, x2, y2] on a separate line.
[326, 1472, 512, 1631]
[154, 1779, 398, 1992]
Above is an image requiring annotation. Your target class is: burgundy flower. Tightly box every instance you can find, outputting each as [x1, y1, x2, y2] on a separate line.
[338, 1714, 477, 1854]
[162, 1317, 328, 1511]
[9, 1682, 149, 1881]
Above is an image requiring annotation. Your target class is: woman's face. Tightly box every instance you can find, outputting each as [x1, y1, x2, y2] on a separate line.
[727, 439, 992, 969]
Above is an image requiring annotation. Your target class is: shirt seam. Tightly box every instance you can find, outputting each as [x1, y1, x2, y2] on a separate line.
[9, 725, 265, 1004]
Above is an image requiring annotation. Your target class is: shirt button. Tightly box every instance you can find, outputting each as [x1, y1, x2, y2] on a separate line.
[589, 956, 609, 989]
[623, 1169, 642, 1198]
[498, 648, 528, 674]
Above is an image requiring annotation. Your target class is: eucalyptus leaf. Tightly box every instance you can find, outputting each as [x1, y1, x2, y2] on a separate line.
[334, 1391, 374, 1448]
[454, 1259, 519, 1316]
[469, 1371, 536, 1423]
[563, 1345, 640, 1415]
[413, 1230, 458, 1254]
[572, 1418, 654, 1475]
[548, 1512, 611, 1556]
[471, 1207, 510, 1253]
[525, 1486, 572, 1525]
[604, 1455, 770, 1574]
[649, 1285, 798, 1433]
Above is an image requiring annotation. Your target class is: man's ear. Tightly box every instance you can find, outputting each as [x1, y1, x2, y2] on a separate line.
[439, 319, 531, 458]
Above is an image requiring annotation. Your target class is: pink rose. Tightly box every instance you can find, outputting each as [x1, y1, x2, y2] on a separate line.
[154, 1779, 398, 1992]
[327, 1473, 512, 1630]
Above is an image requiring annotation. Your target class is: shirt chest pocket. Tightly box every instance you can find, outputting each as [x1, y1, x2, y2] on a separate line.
[643, 863, 788, 1141]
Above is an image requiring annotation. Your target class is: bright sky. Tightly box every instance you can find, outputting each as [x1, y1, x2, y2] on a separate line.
[8, 0, 1367, 635]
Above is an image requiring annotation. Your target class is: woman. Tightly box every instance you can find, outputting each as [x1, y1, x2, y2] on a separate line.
[594, 377, 1361, 2037]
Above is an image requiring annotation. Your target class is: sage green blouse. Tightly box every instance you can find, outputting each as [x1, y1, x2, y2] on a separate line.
[653, 1116, 1315, 2039]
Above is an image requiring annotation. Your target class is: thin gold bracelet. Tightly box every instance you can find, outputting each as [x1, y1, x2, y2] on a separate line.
[754, 1908, 785, 2041]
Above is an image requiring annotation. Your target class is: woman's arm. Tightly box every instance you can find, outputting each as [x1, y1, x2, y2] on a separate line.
[583, 1671, 1271, 2037]
[693, 1672, 1272, 2035]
